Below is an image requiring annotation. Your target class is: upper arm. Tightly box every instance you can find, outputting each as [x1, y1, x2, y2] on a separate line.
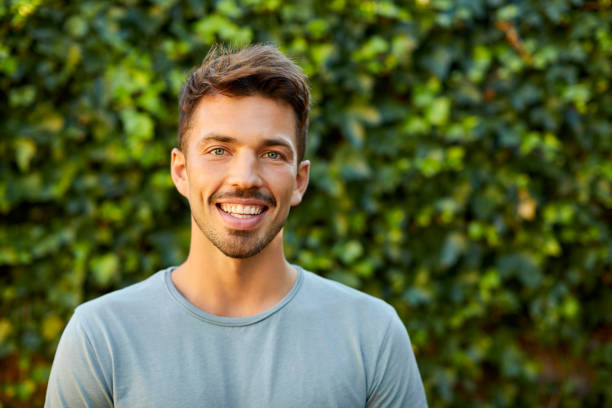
[366, 311, 428, 408]
[45, 310, 113, 408]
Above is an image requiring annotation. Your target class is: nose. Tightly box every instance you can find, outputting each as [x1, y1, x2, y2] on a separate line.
[226, 149, 264, 189]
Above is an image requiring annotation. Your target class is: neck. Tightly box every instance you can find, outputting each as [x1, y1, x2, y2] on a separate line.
[170, 219, 297, 317]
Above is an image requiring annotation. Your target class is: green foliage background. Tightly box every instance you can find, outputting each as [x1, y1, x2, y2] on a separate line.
[1, 0, 611, 406]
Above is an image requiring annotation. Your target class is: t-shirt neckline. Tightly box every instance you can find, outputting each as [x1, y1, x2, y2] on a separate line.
[162, 265, 304, 327]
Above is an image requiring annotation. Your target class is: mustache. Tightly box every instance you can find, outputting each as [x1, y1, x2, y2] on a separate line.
[209, 189, 276, 207]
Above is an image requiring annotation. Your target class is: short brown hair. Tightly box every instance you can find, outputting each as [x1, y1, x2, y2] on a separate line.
[178, 44, 310, 162]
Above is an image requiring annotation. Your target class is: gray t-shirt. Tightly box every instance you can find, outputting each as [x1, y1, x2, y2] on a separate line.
[45, 266, 427, 407]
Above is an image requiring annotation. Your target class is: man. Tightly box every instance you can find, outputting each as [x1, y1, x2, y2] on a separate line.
[45, 44, 427, 407]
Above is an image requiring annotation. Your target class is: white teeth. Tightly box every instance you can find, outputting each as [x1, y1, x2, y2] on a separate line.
[219, 203, 265, 216]
[230, 213, 252, 219]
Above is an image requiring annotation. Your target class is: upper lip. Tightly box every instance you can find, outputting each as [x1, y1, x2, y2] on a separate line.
[215, 199, 270, 208]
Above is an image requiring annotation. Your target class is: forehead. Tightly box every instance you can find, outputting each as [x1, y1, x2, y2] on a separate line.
[186, 94, 297, 149]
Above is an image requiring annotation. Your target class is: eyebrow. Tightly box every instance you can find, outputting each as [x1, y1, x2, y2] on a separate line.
[261, 138, 294, 155]
[197, 133, 295, 158]
[198, 134, 236, 145]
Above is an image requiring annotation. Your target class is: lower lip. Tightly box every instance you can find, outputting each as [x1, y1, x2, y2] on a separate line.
[216, 205, 268, 230]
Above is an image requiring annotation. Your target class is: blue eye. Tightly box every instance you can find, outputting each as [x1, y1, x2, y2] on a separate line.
[212, 148, 225, 156]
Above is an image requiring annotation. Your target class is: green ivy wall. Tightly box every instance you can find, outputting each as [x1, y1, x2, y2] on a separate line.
[1, 0, 611, 406]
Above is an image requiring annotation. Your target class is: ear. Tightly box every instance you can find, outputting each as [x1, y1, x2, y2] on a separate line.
[291, 160, 310, 206]
[171, 147, 189, 198]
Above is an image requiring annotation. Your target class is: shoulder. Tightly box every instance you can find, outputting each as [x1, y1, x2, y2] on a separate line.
[297, 267, 400, 329]
[300, 268, 395, 310]
[74, 268, 169, 328]
[294, 267, 428, 404]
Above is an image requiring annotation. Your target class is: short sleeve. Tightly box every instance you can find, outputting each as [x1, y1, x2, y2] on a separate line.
[366, 310, 428, 408]
[45, 309, 114, 408]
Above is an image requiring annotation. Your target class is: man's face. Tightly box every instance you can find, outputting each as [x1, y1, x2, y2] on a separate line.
[171, 94, 310, 258]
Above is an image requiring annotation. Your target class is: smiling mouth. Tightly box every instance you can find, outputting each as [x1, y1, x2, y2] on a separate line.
[217, 203, 269, 218]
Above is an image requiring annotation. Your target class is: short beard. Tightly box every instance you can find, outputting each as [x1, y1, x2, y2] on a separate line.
[193, 211, 287, 259]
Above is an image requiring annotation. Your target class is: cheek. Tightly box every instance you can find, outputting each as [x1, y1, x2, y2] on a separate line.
[265, 167, 295, 192]
[186, 164, 221, 200]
